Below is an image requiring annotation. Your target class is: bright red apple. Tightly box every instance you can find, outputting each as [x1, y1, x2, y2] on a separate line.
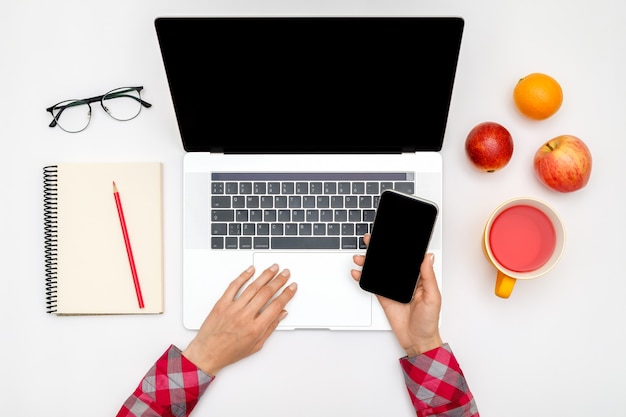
[533, 134, 592, 192]
[465, 121, 514, 172]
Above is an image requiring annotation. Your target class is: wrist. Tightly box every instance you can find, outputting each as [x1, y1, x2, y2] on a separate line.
[404, 335, 443, 357]
[182, 341, 221, 376]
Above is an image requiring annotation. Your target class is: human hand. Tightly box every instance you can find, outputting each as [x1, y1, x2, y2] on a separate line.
[182, 264, 297, 375]
[351, 234, 442, 357]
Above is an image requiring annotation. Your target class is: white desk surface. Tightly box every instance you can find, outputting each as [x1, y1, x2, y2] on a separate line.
[2, 1, 625, 416]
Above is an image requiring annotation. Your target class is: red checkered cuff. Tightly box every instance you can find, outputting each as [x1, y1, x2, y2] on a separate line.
[116, 345, 213, 417]
[400, 343, 479, 417]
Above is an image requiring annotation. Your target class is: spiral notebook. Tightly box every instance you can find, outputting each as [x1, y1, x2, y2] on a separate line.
[43, 162, 164, 315]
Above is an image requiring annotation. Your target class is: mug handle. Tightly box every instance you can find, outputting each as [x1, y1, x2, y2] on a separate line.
[495, 271, 516, 298]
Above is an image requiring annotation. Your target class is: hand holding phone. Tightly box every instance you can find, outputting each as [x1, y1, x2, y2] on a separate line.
[358, 190, 438, 303]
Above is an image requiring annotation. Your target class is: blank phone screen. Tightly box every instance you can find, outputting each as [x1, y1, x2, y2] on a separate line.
[359, 190, 438, 303]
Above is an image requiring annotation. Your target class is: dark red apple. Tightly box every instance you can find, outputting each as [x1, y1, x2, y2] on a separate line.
[465, 121, 514, 173]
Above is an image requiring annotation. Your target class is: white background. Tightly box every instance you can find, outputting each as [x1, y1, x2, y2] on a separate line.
[1, 1, 625, 416]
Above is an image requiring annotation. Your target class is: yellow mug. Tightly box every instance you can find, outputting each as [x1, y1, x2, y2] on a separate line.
[482, 197, 565, 298]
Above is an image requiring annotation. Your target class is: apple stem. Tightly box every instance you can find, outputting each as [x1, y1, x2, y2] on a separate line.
[545, 142, 555, 151]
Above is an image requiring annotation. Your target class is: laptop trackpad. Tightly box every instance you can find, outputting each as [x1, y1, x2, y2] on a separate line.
[253, 252, 372, 329]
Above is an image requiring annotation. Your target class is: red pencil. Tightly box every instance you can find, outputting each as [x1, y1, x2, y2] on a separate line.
[113, 181, 145, 308]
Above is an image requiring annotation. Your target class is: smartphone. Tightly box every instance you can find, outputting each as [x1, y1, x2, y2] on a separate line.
[359, 189, 438, 303]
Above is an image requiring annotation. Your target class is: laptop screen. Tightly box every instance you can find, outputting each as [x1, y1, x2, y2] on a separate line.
[155, 17, 464, 153]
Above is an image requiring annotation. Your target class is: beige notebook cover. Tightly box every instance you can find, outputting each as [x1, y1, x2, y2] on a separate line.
[44, 162, 163, 315]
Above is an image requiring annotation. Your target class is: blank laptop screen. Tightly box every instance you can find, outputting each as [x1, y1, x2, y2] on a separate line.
[155, 17, 464, 153]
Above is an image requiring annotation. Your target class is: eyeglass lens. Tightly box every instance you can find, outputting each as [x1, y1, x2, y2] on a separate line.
[50, 100, 91, 133]
[101, 87, 143, 121]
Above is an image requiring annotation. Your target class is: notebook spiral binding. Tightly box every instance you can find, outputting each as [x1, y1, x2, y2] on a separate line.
[43, 165, 59, 313]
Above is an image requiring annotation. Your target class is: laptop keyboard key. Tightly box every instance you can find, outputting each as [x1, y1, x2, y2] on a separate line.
[225, 237, 238, 249]
[212, 182, 224, 194]
[254, 237, 270, 249]
[225, 182, 238, 194]
[275, 196, 288, 208]
[306, 209, 319, 222]
[278, 209, 291, 222]
[292, 210, 305, 222]
[366, 182, 380, 194]
[363, 209, 376, 222]
[320, 209, 333, 222]
[299, 223, 312, 235]
[296, 182, 308, 194]
[240, 237, 252, 249]
[261, 196, 273, 208]
[394, 182, 414, 194]
[356, 223, 369, 236]
[232, 196, 246, 208]
[352, 182, 365, 194]
[243, 223, 255, 235]
[282, 182, 294, 194]
[331, 196, 343, 208]
[348, 210, 361, 222]
[211, 237, 224, 249]
[257, 223, 270, 235]
[240, 182, 252, 194]
[334, 209, 347, 222]
[235, 209, 248, 222]
[254, 182, 266, 194]
[267, 182, 281, 194]
[246, 195, 259, 208]
[228, 223, 241, 235]
[285, 223, 298, 235]
[250, 210, 263, 222]
[212, 195, 230, 208]
[310, 182, 323, 194]
[303, 196, 316, 208]
[313, 223, 326, 235]
[345, 196, 358, 208]
[341, 237, 358, 249]
[338, 182, 350, 194]
[271, 237, 340, 249]
[327, 223, 340, 235]
[212, 223, 227, 235]
[289, 195, 301, 208]
[264, 209, 277, 222]
[212, 210, 234, 222]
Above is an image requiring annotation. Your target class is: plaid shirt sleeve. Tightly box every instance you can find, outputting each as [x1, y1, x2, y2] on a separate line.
[400, 343, 479, 417]
[116, 345, 213, 417]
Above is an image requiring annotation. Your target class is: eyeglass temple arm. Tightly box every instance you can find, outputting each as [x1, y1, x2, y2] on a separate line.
[101, 87, 152, 108]
[107, 94, 153, 108]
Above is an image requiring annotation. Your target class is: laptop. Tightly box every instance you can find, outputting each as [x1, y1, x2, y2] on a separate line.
[155, 16, 464, 330]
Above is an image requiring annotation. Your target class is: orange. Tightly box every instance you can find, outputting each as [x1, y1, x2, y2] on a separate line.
[513, 72, 563, 120]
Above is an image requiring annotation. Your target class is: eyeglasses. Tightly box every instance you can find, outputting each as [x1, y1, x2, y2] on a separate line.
[46, 86, 152, 133]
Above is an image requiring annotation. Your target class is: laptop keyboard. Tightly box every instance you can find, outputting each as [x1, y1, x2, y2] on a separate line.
[210, 172, 415, 250]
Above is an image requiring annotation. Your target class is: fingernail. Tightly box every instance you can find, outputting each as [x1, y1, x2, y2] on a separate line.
[279, 310, 288, 321]
[288, 282, 298, 291]
[429, 253, 435, 266]
[269, 263, 279, 272]
[280, 268, 290, 277]
[246, 265, 255, 273]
